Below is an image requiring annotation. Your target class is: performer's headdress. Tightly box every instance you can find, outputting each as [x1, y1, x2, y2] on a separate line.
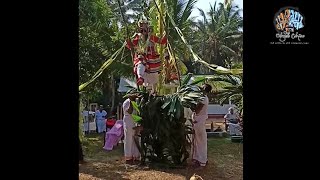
[138, 15, 149, 26]
[138, 15, 150, 34]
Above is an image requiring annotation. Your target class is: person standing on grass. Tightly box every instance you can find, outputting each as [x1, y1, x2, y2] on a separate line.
[122, 94, 140, 165]
[95, 105, 107, 133]
[82, 106, 90, 135]
[192, 84, 212, 168]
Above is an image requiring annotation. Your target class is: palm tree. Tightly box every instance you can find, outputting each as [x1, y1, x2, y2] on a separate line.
[210, 74, 243, 115]
[165, 0, 198, 79]
[184, 73, 243, 115]
[107, 0, 146, 23]
[194, 1, 243, 68]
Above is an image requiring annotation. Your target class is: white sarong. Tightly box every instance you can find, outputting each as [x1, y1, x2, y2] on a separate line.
[192, 115, 208, 166]
[123, 99, 140, 160]
[228, 123, 242, 136]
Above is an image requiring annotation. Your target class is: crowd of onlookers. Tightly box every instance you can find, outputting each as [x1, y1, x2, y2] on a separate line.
[82, 105, 242, 136]
[81, 105, 117, 134]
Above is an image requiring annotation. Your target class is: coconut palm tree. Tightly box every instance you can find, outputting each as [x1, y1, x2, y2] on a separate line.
[194, 1, 243, 68]
[210, 74, 243, 115]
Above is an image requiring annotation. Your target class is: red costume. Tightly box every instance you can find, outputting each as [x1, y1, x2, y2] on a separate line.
[126, 33, 167, 74]
[125, 19, 167, 94]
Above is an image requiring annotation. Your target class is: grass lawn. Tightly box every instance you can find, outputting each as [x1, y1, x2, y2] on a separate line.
[79, 133, 243, 180]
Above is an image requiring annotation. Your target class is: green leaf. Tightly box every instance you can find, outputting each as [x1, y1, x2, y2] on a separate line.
[181, 73, 193, 85]
[181, 96, 194, 101]
[79, 42, 126, 91]
[185, 92, 202, 98]
[131, 101, 140, 114]
[177, 58, 188, 75]
[125, 85, 136, 89]
[168, 96, 178, 115]
[132, 114, 142, 123]
[161, 99, 172, 109]
[175, 101, 181, 121]
[189, 77, 206, 85]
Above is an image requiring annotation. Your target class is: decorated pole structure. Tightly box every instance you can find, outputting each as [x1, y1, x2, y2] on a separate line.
[116, 0, 140, 91]
[153, 0, 181, 89]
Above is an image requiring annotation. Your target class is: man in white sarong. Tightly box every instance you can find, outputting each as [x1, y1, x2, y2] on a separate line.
[192, 84, 212, 167]
[123, 94, 140, 164]
[82, 107, 90, 134]
[95, 105, 107, 133]
[224, 107, 242, 136]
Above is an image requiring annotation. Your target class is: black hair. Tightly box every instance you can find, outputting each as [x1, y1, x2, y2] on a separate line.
[203, 84, 212, 93]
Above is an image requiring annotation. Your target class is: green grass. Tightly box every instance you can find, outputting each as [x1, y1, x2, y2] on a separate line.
[80, 134, 243, 180]
[207, 137, 243, 177]
[82, 133, 123, 162]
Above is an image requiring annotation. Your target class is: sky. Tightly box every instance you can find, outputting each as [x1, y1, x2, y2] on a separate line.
[191, 0, 243, 19]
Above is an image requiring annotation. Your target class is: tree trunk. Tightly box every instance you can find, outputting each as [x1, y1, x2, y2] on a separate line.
[79, 137, 84, 161]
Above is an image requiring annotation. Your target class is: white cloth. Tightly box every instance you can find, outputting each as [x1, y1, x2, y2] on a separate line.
[136, 63, 146, 79]
[194, 96, 209, 119]
[145, 72, 159, 85]
[97, 120, 106, 133]
[191, 96, 209, 166]
[95, 110, 107, 120]
[122, 98, 140, 160]
[123, 124, 140, 160]
[224, 110, 241, 135]
[95, 110, 107, 133]
[83, 123, 89, 132]
[224, 113, 238, 122]
[192, 115, 208, 166]
[82, 111, 89, 131]
[228, 123, 242, 136]
[82, 111, 89, 119]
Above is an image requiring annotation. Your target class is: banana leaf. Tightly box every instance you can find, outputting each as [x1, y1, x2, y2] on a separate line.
[79, 42, 126, 91]
[132, 114, 142, 123]
[131, 101, 140, 114]
[189, 76, 206, 85]
[161, 97, 172, 109]
[181, 73, 193, 86]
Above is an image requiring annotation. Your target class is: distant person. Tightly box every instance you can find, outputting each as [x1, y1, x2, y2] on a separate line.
[224, 107, 239, 124]
[224, 107, 242, 136]
[95, 105, 107, 133]
[192, 84, 212, 168]
[106, 116, 117, 132]
[82, 106, 90, 134]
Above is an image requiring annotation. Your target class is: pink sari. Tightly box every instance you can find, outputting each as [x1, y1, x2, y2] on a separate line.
[103, 120, 124, 151]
